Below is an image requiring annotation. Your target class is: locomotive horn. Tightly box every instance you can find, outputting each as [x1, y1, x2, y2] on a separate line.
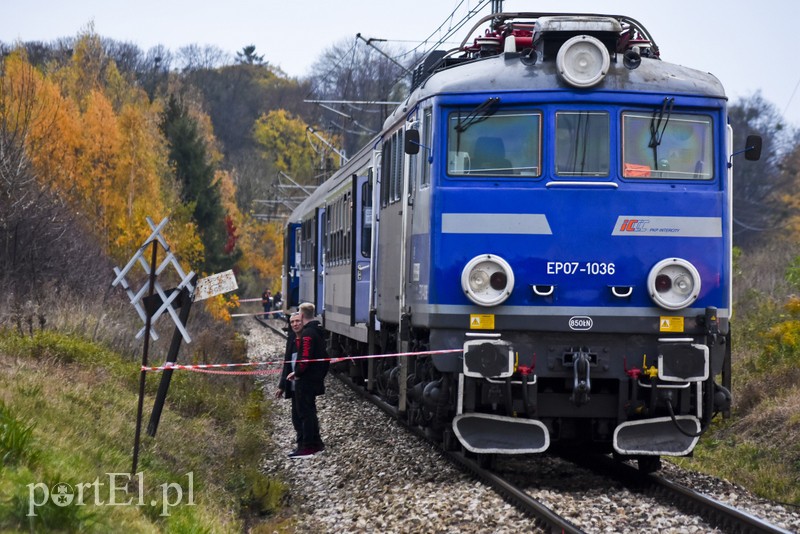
[623, 48, 642, 70]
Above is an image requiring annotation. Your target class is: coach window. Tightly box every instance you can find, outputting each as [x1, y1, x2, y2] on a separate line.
[389, 133, 398, 204]
[302, 219, 313, 268]
[420, 108, 432, 187]
[381, 140, 392, 207]
[622, 112, 714, 180]
[344, 191, 351, 264]
[361, 178, 372, 257]
[322, 211, 327, 265]
[335, 197, 340, 265]
[300, 220, 307, 268]
[326, 206, 332, 265]
[393, 130, 403, 202]
[294, 226, 301, 268]
[447, 109, 541, 176]
[408, 130, 417, 196]
[555, 111, 610, 177]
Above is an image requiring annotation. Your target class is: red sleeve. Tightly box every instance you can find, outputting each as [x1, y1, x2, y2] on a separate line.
[297, 335, 312, 373]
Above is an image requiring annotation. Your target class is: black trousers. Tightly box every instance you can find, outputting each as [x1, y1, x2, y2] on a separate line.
[290, 389, 322, 448]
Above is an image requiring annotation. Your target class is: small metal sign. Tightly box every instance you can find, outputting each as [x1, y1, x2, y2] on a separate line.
[194, 270, 238, 301]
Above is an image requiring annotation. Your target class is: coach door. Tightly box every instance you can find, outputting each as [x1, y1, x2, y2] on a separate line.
[298, 217, 315, 305]
[285, 222, 301, 308]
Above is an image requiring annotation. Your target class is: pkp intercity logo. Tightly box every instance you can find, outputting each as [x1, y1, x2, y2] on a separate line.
[617, 218, 650, 232]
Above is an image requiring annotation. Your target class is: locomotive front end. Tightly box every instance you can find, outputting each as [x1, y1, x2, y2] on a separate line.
[410, 14, 737, 465]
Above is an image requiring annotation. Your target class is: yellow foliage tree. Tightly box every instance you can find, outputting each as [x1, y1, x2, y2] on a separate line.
[253, 109, 330, 184]
[2, 40, 203, 268]
[218, 168, 282, 288]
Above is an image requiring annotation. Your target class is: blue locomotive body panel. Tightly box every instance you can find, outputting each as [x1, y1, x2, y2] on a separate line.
[430, 186, 728, 315]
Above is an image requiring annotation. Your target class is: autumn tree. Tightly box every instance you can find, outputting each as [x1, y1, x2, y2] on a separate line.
[0, 51, 111, 295]
[176, 44, 228, 71]
[252, 109, 321, 184]
[779, 138, 800, 241]
[235, 45, 265, 65]
[160, 93, 231, 273]
[4, 33, 204, 270]
[184, 62, 309, 156]
[216, 168, 278, 291]
[729, 93, 798, 248]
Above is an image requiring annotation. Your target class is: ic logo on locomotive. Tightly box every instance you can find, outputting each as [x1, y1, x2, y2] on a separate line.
[618, 219, 649, 232]
[569, 316, 593, 330]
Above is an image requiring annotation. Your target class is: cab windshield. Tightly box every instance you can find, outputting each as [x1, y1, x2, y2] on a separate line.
[447, 109, 541, 177]
[622, 112, 714, 180]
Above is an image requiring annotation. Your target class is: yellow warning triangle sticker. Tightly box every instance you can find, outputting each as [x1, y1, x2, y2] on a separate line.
[661, 319, 670, 328]
[471, 317, 480, 326]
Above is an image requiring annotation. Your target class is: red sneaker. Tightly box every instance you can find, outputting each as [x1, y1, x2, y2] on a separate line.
[288, 448, 315, 459]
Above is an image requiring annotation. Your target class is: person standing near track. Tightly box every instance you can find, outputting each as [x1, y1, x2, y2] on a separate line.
[283, 302, 329, 458]
[261, 288, 272, 317]
[276, 312, 305, 454]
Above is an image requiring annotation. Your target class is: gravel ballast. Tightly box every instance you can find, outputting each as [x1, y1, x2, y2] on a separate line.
[246, 320, 800, 533]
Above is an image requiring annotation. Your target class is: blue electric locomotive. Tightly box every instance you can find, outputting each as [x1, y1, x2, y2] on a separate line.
[283, 12, 760, 470]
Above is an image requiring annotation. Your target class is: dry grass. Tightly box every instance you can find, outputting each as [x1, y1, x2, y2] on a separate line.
[673, 239, 800, 505]
[0, 301, 284, 532]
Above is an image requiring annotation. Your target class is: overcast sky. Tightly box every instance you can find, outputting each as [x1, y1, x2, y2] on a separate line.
[2, 0, 799, 126]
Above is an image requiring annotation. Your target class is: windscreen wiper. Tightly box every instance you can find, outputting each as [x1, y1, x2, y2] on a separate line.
[455, 97, 501, 133]
[649, 97, 674, 169]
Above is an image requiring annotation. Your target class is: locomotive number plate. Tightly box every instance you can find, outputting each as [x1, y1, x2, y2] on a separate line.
[546, 262, 616, 275]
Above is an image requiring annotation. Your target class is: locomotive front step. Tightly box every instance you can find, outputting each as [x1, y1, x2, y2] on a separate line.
[613, 416, 700, 456]
[452, 413, 550, 454]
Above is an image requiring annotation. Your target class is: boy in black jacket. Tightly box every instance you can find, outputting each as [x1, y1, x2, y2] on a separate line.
[276, 312, 304, 454]
[283, 302, 328, 458]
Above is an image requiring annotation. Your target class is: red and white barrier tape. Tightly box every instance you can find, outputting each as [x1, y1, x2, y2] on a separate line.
[141, 348, 463, 373]
[237, 297, 267, 303]
[229, 310, 285, 318]
[186, 367, 282, 376]
[328, 348, 462, 364]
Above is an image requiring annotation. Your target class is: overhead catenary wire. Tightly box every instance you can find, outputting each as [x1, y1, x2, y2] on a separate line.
[304, 36, 360, 99]
[783, 75, 800, 121]
[303, 0, 495, 173]
[394, 0, 492, 62]
[309, 0, 492, 112]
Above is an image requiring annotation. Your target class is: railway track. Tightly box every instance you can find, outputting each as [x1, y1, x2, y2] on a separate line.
[255, 316, 791, 533]
[564, 452, 793, 534]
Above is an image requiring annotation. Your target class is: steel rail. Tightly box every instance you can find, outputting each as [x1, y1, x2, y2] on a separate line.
[567, 452, 793, 534]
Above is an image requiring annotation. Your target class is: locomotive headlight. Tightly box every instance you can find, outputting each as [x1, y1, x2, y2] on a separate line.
[647, 258, 701, 310]
[461, 254, 515, 307]
[469, 269, 490, 292]
[556, 34, 610, 88]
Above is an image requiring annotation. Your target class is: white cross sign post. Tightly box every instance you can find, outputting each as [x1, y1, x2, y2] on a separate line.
[112, 216, 196, 476]
[112, 217, 196, 343]
[113, 217, 241, 473]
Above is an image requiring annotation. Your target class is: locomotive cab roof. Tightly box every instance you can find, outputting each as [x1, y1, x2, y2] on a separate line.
[398, 12, 724, 127]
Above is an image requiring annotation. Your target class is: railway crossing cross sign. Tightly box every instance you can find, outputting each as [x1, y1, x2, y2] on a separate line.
[112, 216, 196, 343]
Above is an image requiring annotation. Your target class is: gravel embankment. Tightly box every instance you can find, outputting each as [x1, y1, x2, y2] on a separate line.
[245, 320, 800, 533]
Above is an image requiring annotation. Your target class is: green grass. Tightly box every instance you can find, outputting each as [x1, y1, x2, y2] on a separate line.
[673, 430, 800, 504]
[0, 329, 288, 532]
[0, 401, 36, 466]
